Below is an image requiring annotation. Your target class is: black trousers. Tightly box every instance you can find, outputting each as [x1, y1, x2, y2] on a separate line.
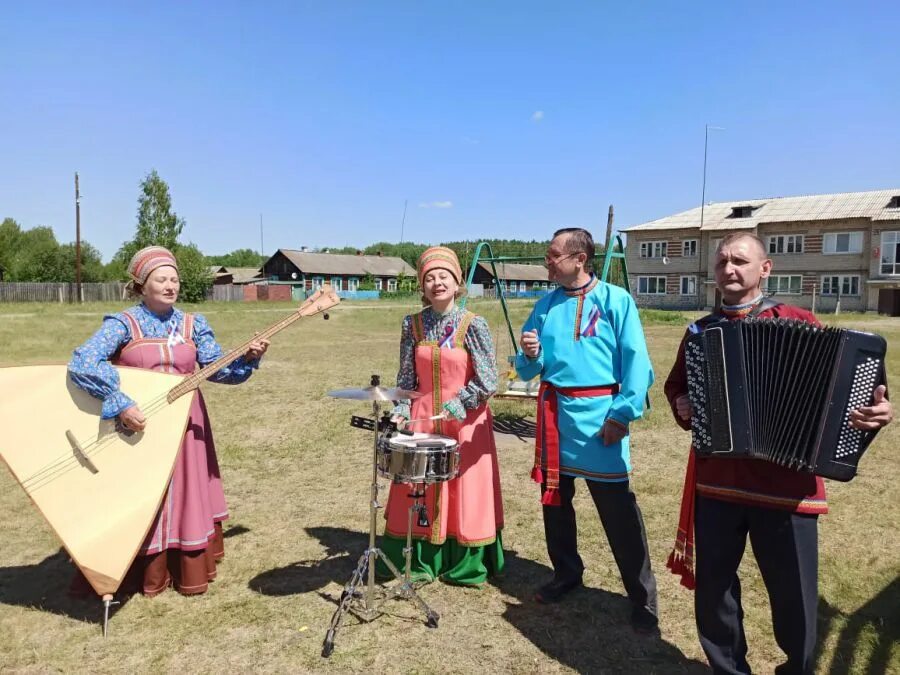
[542, 475, 657, 615]
[694, 495, 819, 675]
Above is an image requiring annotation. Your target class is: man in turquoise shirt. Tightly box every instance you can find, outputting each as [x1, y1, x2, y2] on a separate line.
[516, 227, 658, 633]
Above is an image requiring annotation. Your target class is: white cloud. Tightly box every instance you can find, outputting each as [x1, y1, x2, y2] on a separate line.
[531, 110, 545, 122]
[419, 201, 454, 209]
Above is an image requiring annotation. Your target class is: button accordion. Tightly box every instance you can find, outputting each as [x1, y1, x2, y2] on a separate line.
[685, 318, 887, 481]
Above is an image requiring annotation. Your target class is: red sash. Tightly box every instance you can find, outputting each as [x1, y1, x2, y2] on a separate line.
[666, 448, 697, 590]
[533, 381, 620, 506]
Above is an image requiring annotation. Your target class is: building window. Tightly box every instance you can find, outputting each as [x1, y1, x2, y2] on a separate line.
[312, 276, 324, 289]
[881, 231, 900, 275]
[680, 276, 697, 295]
[682, 240, 698, 257]
[532, 281, 540, 290]
[347, 277, 359, 291]
[541, 281, 548, 289]
[823, 232, 863, 254]
[768, 234, 804, 255]
[519, 282, 527, 292]
[375, 278, 383, 291]
[821, 275, 860, 296]
[637, 276, 666, 295]
[549, 283, 558, 290]
[640, 241, 668, 258]
[766, 275, 802, 295]
[729, 205, 757, 218]
[387, 278, 397, 292]
[331, 276, 342, 291]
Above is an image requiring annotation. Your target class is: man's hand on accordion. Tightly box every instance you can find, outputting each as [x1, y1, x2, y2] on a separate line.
[849, 385, 893, 431]
[674, 394, 692, 422]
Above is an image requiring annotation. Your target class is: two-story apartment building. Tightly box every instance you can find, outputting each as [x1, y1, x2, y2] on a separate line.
[621, 189, 900, 314]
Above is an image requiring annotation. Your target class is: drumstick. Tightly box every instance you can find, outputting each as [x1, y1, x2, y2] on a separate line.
[405, 414, 446, 427]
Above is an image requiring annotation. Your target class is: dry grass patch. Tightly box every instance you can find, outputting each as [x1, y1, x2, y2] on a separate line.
[0, 300, 897, 673]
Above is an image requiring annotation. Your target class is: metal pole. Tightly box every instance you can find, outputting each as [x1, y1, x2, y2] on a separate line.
[75, 172, 82, 303]
[700, 125, 709, 232]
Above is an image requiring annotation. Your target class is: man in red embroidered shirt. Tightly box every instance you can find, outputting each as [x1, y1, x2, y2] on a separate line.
[664, 232, 893, 675]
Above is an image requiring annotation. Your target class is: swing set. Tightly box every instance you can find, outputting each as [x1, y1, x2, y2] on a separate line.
[458, 207, 634, 400]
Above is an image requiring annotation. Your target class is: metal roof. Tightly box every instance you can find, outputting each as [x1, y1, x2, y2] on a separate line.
[277, 249, 416, 276]
[622, 188, 900, 233]
[477, 261, 549, 282]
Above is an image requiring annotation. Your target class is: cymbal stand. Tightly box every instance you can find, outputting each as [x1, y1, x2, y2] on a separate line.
[322, 376, 438, 658]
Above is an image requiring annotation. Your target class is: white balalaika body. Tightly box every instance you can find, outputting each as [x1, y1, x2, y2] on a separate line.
[0, 365, 193, 595]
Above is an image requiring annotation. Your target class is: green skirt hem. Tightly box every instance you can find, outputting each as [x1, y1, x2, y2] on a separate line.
[376, 530, 505, 586]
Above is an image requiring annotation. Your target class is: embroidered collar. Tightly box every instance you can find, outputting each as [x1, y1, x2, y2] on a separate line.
[564, 275, 599, 297]
[720, 293, 764, 318]
[138, 302, 177, 322]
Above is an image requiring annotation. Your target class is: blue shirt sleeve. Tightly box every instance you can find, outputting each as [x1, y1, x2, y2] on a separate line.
[514, 305, 544, 381]
[68, 316, 136, 419]
[391, 315, 417, 419]
[606, 294, 654, 424]
[193, 313, 260, 384]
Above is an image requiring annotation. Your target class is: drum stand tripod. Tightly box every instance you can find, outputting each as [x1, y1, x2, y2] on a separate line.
[322, 377, 438, 658]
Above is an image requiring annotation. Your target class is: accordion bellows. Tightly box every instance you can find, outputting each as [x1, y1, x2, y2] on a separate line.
[685, 318, 887, 481]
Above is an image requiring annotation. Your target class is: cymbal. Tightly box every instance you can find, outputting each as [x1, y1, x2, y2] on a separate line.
[327, 386, 423, 401]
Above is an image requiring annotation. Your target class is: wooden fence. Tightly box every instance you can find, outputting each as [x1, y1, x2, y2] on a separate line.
[0, 282, 249, 303]
[0, 282, 127, 303]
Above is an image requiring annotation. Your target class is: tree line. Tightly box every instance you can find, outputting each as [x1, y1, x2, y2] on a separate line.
[1, 170, 623, 299]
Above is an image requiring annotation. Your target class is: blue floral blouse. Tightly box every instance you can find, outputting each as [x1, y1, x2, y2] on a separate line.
[68, 303, 260, 419]
[393, 306, 498, 421]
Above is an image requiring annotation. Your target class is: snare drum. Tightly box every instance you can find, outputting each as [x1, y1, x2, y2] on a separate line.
[377, 433, 460, 484]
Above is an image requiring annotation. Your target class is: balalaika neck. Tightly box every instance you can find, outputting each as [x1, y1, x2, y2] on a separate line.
[165, 309, 303, 403]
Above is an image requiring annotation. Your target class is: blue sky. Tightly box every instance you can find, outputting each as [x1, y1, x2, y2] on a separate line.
[2, 2, 898, 260]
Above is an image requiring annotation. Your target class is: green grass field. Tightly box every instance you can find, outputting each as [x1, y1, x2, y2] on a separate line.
[1, 299, 897, 674]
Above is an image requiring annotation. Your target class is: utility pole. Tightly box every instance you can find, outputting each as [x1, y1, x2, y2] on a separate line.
[75, 172, 82, 303]
[605, 204, 614, 250]
[399, 200, 408, 243]
[700, 124, 725, 231]
[259, 213, 264, 258]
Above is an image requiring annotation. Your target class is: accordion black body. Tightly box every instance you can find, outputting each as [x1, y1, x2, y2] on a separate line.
[685, 318, 887, 481]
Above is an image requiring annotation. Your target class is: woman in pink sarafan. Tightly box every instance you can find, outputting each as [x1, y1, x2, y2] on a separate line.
[68, 246, 268, 597]
[377, 246, 505, 585]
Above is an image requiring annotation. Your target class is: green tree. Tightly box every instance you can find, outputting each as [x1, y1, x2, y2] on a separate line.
[58, 242, 108, 282]
[9, 227, 63, 281]
[176, 243, 213, 303]
[0, 218, 23, 279]
[205, 248, 265, 268]
[112, 170, 212, 302]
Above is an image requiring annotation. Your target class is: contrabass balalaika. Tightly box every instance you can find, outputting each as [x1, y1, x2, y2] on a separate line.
[685, 318, 887, 481]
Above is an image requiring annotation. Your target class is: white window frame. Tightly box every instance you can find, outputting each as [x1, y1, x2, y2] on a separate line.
[767, 234, 804, 255]
[549, 283, 558, 290]
[330, 276, 342, 291]
[881, 231, 900, 275]
[766, 275, 803, 295]
[312, 276, 324, 289]
[682, 240, 698, 257]
[387, 278, 397, 292]
[679, 276, 697, 295]
[518, 281, 527, 292]
[637, 276, 667, 295]
[823, 232, 863, 255]
[821, 274, 860, 296]
[640, 241, 668, 259]
[374, 278, 383, 291]
[347, 277, 359, 291]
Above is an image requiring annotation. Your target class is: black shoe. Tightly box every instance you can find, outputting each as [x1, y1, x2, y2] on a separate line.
[534, 577, 582, 604]
[630, 606, 660, 636]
